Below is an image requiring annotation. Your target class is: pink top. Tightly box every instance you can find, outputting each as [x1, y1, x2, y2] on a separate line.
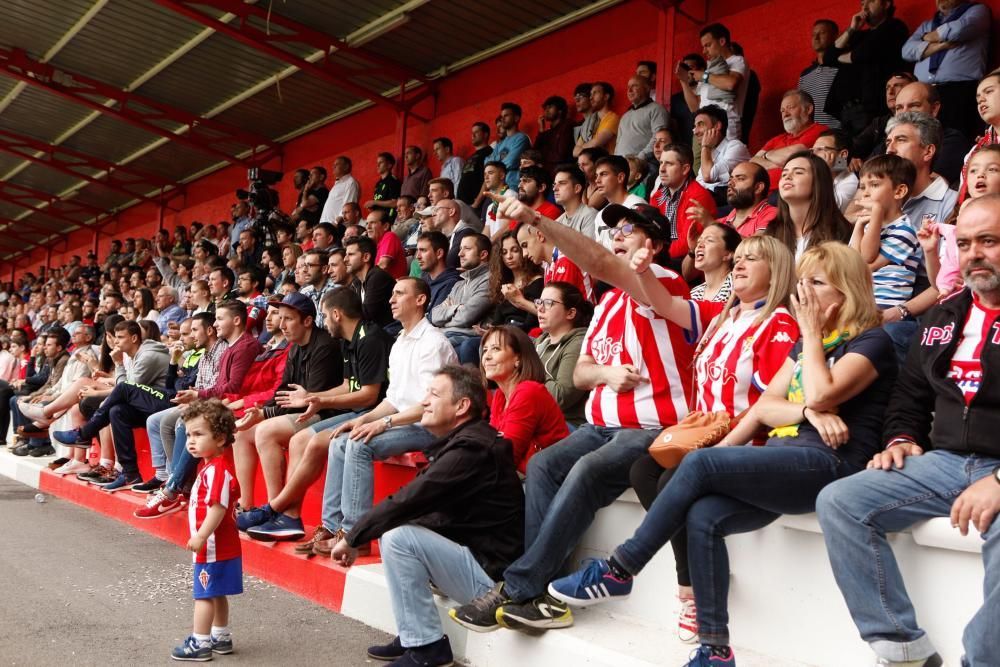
[376, 232, 407, 279]
[935, 223, 961, 295]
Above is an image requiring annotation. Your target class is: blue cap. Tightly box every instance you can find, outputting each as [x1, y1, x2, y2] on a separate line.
[277, 292, 316, 320]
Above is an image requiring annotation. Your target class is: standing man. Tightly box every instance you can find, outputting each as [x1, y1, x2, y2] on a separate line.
[401, 146, 432, 201]
[574, 83, 619, 157]
[534, 96, 575, 174]
[615, 76, 670, 159]
[489, 103, 532, 190]
[364, 152, 402, 223]
[457, 122, 493, 207]
[319, 156, 361, 227]
[816, 194, 1000, 667]
[433, 138, 465, 189]
[572, 83, 596, 145]
[290, 166, 329, 227]
[799, 19, 844, 129]
[678, 23, 748, 141]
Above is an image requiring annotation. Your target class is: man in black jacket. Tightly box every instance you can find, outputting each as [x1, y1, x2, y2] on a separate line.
[816, 194, 1000, 667]
[332, 365, 524, 667]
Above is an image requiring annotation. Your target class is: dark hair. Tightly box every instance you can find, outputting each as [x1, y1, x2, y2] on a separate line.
[377, 151, 396, 166]
[637, 60, 657, 76]
[542, 281, 594, 328]
[472, 121, 490, 135]
[397, 276, 431, 310]
[181, 399, 236, 448]
[554, 164, 587, 190]
[315, 222, 337, 238]
[519, 165, 551, 193]
[417, 230, 449, 257]
[138, 319, 162, 342]
[480, 325, 545, 386]
[345, 235, 376, 263]
[489, 230, 541, 303]
[767, 151, 852, 254]
[46, 326, 71, 350]
[520, 149, 544, 167]
[694, 104, 729, 135]
[312, 165, 328, 179]
[485, 160, 508, 174]
[134, 287, 155, 318]
[398, 194, 416, 208]
[578, 147, 609, 164]
[700, 22, 732, 44]
[191, 311, 217, 332]
[432, 137, 453, 152]
[434, 364, 488, 420]
[211, 266, 235, 288]
[335, 155, 353, 171]
[746, 160, 771, 196]
[294, 168, 309, 182]
[818, 129, 851, 155]
[860, 153, 917, 193]
[663, 143, 695, 166]
[701, 223, 744, 270]
[500, 102, 522, 118]
[468, 232, 492, 256]
[591, 81, 614, 101]
[542, 95, 568, 116]
[99, 314, 125, 372]
[814, 18, 838, 34]
[595, 155, 629, 177]
[113, 320, 143, 340]
[574, 82, 593, 97]
[321, 286, 363, 319]
[682, 53, 707, 69]
[105, 291, 124, 306]
[216, 300, 247, 327]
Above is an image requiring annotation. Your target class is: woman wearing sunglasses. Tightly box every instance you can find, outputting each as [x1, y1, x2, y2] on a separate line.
[549, 242, 896, 667]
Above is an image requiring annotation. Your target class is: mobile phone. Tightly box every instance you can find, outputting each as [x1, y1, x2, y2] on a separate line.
[677, 61, 691, 72]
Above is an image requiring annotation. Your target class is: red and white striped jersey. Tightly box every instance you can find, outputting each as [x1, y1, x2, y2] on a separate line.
[583, 265, 694, 429]
[545, 251, 594, 303]
[948, 298, 1000, 404]
[688, 302, 799, 415]
[189, 456, 241, 564]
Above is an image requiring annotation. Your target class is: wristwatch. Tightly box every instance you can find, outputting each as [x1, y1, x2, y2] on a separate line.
[701, 71, 711, 83]
[895, 304, 911, 320]
[993, 465, 1000, 486]
[382, 415, 393, 429]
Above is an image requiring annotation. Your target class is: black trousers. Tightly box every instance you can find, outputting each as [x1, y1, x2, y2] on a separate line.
[630, 453, 689, 587]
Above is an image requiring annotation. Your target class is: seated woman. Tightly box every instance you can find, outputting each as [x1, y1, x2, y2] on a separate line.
[686, 223, 742, 302]
[615, 233, 799, 642]
[481, 325, 569, 476]
[549, 242, 896, 667]
[533, 282, 593, 427]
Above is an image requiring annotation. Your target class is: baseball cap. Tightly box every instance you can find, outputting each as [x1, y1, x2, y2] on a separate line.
[601, 203, 670, 242]
[276, 292, 316, 320]
[417, 206, 435, 217]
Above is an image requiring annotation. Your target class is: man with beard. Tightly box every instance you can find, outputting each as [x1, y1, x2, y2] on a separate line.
[751, 90, 829, 188]
[517, 166, 562, 222]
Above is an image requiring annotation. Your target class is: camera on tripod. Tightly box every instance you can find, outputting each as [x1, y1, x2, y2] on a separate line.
[236, 168, 282, 244]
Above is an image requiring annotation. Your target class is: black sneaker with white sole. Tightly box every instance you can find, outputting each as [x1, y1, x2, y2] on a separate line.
[130, 477, 165, 494]
[497, 594, 573, 630]
[448, 582, 510, 632]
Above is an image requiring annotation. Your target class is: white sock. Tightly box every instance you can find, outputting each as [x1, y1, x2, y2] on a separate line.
[113, 462, 122, 472]
[193, 632, 211, 646]
[154, 467, 168, 481]
[99, 458, 113, 469]
[211, 625, 230, 638]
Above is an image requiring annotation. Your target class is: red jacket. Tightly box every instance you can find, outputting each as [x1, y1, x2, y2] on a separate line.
[660, 180, 717, 259]
[222, 340, 290, 417]
[198, 331, 262, 400]
[489, 380, 569, 475]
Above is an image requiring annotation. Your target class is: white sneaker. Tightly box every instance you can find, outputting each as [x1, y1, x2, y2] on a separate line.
[18, 400, 47, 422]
[677, 597, 699, 644]
[54, 460, 91, 476]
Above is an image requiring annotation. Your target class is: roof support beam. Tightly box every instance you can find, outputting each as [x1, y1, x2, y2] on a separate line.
[0, 180, 107, 219]
[0, 189, 99, 231]
[0, 128, 181, 205]
[0, 45, 280, 168]
[152, 0, 435, 120]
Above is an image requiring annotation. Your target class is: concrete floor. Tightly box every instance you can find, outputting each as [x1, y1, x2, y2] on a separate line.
[0, 476, 392, 666]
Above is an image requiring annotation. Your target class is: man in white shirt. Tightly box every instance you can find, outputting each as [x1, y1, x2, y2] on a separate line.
[693, 105, 750, 197]
[676, 23, 748, 141]
[811, 130, 858, 212]
[433, 137, 465, 188]
[319, 156, 361, 226]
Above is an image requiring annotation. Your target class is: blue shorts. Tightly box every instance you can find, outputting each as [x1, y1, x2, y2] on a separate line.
[193, 557, 243, 599]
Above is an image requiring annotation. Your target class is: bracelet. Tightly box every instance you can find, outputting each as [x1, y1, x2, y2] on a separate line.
[801, 405, 807, 420]
[895, 304, 911, 320]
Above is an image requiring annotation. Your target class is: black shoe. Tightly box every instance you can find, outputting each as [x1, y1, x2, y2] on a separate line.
[448, 582, 509, 633]
[130, 477, 164, 494]
[28, 444, 56, 457]
[368, 635, 405, 661]
[12, 444, 31, 457]
[387, 636, 453, 667]
[497, 594, 573, 630]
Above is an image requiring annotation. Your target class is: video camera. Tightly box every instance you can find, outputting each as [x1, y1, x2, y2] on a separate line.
[236, 168, 282, 245]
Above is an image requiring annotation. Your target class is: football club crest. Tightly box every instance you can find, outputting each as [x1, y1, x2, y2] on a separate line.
[199, 570, 211, 589]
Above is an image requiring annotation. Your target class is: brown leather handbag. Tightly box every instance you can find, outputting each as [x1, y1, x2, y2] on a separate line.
[649, 411, 739, 468]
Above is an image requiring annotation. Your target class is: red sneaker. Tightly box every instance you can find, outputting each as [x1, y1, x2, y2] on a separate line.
[133, 490, 184, 519]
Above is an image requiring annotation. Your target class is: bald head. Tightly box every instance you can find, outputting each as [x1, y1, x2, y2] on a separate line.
[957, 194, 1000, 298]
[894, 82, 941, 118]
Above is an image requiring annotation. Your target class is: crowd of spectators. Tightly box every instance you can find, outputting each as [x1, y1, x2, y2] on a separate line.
[1, 3, 999, 666]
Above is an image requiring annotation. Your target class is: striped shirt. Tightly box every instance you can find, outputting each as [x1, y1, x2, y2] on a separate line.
[583, 265, 694, 429]
[798, 64, 842, 129]
[545, 251, 594, 303]
[194, 338, 229, 390]
[189, 456, 241, 564]
[872, 214, 922, 308]
[688, 303, 799, 415]
[948, 297, 1000, 404]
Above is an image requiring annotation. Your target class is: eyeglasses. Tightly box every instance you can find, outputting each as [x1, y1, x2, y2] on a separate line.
[304, 263, 323, 268]
[611, 223, 636, 237]
[534, 298, 565, 310]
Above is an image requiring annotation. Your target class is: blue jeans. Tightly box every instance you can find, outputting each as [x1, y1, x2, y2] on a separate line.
[165, 421, 195, 494]
[884, 319, 919, 366]
[147, 406, 183, 472]
[612, 444, 846, 646]
[502, 424, 657, 601]
[321, 424, 436, 533]
[443, 331, 480, 365]
[381, 525, 494, 647]
[816, 450, 1000, 665]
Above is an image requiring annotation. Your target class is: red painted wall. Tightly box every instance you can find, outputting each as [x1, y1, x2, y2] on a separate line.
[10, 0, 1000, 279]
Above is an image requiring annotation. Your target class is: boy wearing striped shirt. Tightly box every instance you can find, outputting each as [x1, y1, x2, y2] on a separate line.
[172, 399, 242, 662]
[850, 154, 922, 315]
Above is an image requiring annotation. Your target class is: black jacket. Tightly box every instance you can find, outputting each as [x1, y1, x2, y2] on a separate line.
[351, 266, 395, 329]
[885, 288, 1000, 458]
[263, 326, 343, 418]
[347, 419, 525, 580]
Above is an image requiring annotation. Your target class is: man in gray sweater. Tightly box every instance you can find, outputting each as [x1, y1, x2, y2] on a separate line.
[430, 233, 493, 363]
[616, 75, 670, 160]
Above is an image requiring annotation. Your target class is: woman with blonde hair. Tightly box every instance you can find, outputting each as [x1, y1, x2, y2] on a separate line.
[549, 242, 897, 667]
[589, 232, 800, 642]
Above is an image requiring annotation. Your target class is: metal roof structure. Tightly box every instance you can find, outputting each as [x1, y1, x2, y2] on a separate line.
[0, 0, 623, 261]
